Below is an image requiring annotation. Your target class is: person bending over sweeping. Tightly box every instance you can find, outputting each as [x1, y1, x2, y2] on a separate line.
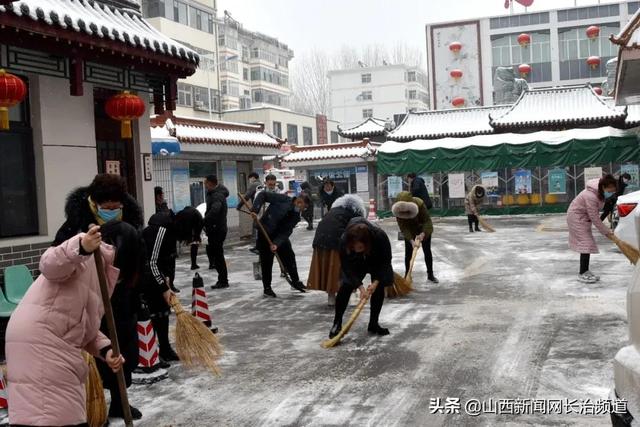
[567, 175, 617, 283]
[465, 185, 486, 232]
[392, 191, 439, 284]
[251, 191, 309, 297]
[175, 206, 205, 271]
[329, 218, 394, 338]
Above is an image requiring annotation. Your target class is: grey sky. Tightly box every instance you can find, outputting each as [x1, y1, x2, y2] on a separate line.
[217, 0, 622, 58]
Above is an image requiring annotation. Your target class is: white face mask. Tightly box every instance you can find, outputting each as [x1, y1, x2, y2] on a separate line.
[325, 188, 333, 195]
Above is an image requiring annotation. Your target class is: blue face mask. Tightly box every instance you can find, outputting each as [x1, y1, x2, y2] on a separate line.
[97, 207, 122, 222]
[604, 191, 614, 199]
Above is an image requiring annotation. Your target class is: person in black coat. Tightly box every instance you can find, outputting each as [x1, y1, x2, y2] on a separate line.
[175, 206, 204, 270]
[299, 181, 314, 230]
[601, 173, 631, 221]
[407, 173, 433, 210]
[308, 195, 366, 306]
[319, 179, 344, 213]
[204, 175, 229, 288]
[95, 220, 145, 420]
[329, 217, 394, 339]
[53, 173, 143, 246]
[251, 191, 309, 297]
[141, 212, 180, 364]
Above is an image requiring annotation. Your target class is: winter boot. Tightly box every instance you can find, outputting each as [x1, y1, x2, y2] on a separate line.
[263, 287, 277, 298]
[367, 323, 390, 336]
[211, 281, 230, 289]
[427, 275, 439, 284]
[290, 281, 306, 293]
[108, 401, 143, 420]
[190, 245, 200, 270]
[329, 322, 342, 339]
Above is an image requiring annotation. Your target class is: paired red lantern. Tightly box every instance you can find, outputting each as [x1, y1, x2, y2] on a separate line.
[105, 91, 146, 139]
[586, 25, 600, 40]
[517, 33, 531, 48]
[587, 56, 601, 70]
[593, 86, 603, 96]
[518, 63, 532, 78]
[449, 41, 462, 54]
[0, 69, 27, 130]
[450, 69, 463, 81]
[451, 97, 465, 108]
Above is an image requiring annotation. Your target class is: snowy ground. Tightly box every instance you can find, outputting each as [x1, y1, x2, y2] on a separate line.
[35, 215, 640, 426]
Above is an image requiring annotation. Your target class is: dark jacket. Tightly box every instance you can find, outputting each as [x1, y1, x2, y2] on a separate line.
[204, 184, 229, 236]
[53, 186, 143, 246]
[142, 213, 177, 295]
[175, 206, 204, 243]
[410, 176, 433, 210]
[237, 180, 262, 209]
[320, 186, 344, 210]
[603, 176, 630, 213]
[252, 191, 300, 247]
[313, 195, 366, 250]
[299, 182, 314, 221]
[339, 217, 394, 287]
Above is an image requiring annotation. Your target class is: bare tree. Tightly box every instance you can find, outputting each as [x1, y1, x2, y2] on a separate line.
[289, 42, 425, 117]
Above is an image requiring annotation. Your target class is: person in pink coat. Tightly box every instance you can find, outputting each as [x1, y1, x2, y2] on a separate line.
[567, 175, 618, 283]
[5, 226, 124, 426]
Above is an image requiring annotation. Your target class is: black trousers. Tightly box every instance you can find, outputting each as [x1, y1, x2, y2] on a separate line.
[334, 275, 386, 327]
[190, 243, 199, 266]
[404, 236, 433, 277]
[257, 235, 300, 289]
[467, 214, 479, 230]
[152, 314, 172, 356]
[206, 231, 228, 283]
[580, 253, 590, 274]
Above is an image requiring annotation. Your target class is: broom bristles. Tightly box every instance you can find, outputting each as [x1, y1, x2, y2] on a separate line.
[386, 272, 413, 298]
[171, 297, 223, 376]
[83, 352, 107, 427]
[478, 217, 496, 233]
[614, 237, 640, 264]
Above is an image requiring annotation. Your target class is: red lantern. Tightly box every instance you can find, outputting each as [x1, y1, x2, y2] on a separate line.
[593, 86, 603, 96]
[517, 33, 531, 48]
[0, 69, 27, 130]
[449, 42, 462, 54]
[518, 63, 532, 78]
[105, 91, 146, 139]
[586, 25, 600, 40]
[587, 56, 601, 70]
[450, 69, 463, 81]
[451, 97, 465, 108]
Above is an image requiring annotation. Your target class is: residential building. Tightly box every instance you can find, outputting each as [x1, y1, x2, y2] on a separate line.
[328, 64, 430, 126]
[425, 0, 640, 109]
[221, 107, 345, 146]
[142, 1, 294, 117]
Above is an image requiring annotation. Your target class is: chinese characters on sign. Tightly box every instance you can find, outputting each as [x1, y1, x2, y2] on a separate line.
[448, 173, 466, 198]
[514, 169, 532, 194]
[388, 176, 403, 198]
[584, 167, 603, 188]
[481, 171, 499, 196]
[548, 168, 566, 194]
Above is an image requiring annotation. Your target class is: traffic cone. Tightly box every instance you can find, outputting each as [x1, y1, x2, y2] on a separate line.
[0, 368, 7, 409]
[192, 273, 213, 328]
[137, 311, 160, 372]
[367, 198, 379, 221]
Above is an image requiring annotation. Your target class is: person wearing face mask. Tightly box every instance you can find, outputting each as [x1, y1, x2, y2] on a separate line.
[464, 185, 486, 233]
[567, 174, 617, 283]
[53, 173, 143, 247]
[319, 179, 344, 213]
[250, 191, 309, 297]
[329, 218, 394, 339]
[600, 173, 632, 222]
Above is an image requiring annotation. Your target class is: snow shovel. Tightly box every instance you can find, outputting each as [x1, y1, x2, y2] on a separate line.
[238, 193, 304, 292]
[322, 281, 379, 348]
[93, 247, 133, 427]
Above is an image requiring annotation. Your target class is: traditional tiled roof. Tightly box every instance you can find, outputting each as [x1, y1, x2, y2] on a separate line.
[489, 85, 626, 129]
[338, 118, 387, 139]
[283, 140, 377, 163]
[604, 97, 640, 127]
[0, 0, 199, 65]
[150, 115, 281, 149]
[387, 105, 509, 142]
[611, 8, 640, 48]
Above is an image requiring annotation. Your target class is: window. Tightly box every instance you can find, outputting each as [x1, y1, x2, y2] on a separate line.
[220, 56, 239, 73]
[243, 68, 249, 81]
[558, 24, 619, 62]
[303, 127, 313, 146]
[630, 2, 640, 14]
[252, 89, 289, 107]
[287, 124, 298, 145]
[221, 80, 239, 97]
[173, 0, 187, 25]
[362, 109, 373, 118]
[361, 73, 371, 83]
[408, 90, 417, 100]
[250, 67, 288, 87]
[490, 31, 553, 83]
[330, 131, 339, 144]
[177, 82, 192, 106]
[193, 86, 210, 111]
[407, 71, 416, 82]
[273, 121, 282, 138]
[143, 0, 165, 18]
[557, 4, 619, 22]
[240, 96, 251, 110]
[360, 91, 372, 101]
[489, 12, 549, 29]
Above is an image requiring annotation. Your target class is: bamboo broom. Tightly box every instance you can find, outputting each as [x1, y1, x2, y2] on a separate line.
[612, 235, 640, 264]
[386, 239, 420, 298]
[478, 216, 496, 233]
[83, 351, 107, 427]
[169, 295, 222, 376]
[322, 281, 379, 348]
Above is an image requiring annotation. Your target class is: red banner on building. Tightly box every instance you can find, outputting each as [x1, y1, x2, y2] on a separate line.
[316, 114, 328, 145]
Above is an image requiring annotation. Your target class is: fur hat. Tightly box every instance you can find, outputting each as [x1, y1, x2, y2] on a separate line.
[331, 194, 366, 216]
[392, 200, 419, 219]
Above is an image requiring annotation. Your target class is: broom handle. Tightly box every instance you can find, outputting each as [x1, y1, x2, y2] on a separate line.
[94, 247, 133, 427]
[238, 193, 291, 278]
[324, 281, 379, 347]
[405, 239, 421, 281]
